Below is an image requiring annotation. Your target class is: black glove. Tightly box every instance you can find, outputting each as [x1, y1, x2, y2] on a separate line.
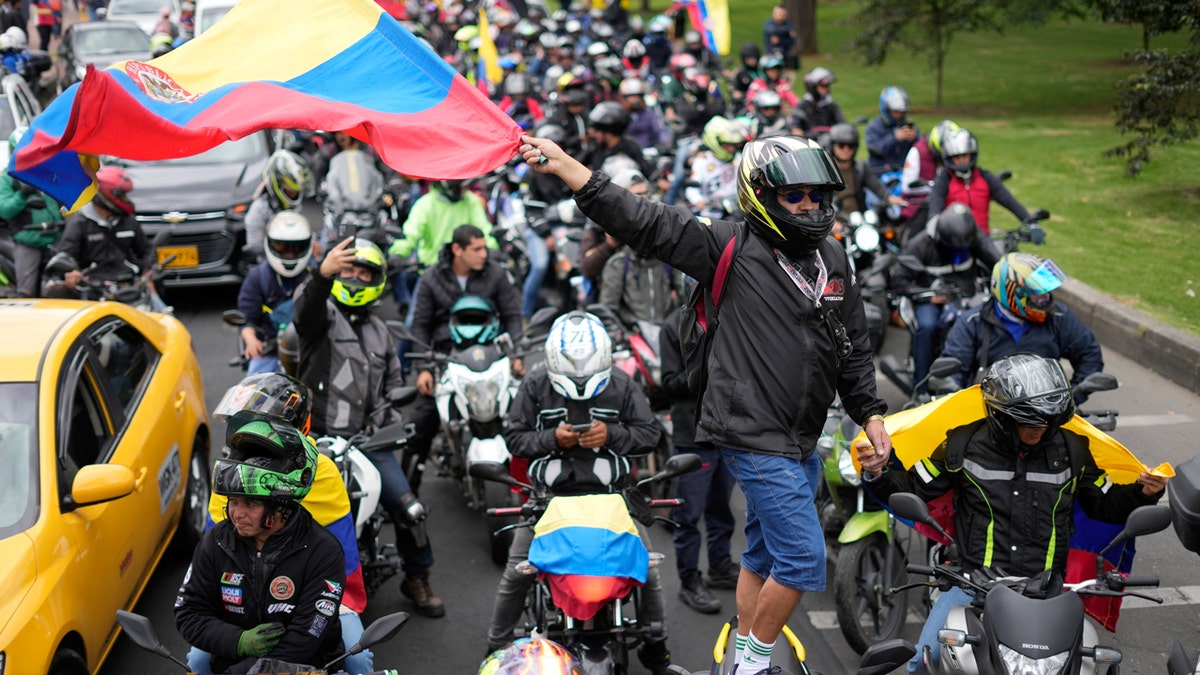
[24, 196, 45, 210]
[14, 180, 38, 196]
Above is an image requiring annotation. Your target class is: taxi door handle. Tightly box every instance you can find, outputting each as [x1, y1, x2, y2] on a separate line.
[134, 467, 147, 491]
[174, 391, 187, 411]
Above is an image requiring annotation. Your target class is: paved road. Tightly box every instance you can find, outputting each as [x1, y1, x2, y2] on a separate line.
[99, 287, 1200, 675]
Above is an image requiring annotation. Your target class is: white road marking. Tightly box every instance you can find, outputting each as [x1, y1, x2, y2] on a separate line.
[1108, 414, 1194, 428]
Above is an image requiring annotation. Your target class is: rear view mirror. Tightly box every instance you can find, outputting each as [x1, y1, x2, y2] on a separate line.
[1074, 373, 1118, 396]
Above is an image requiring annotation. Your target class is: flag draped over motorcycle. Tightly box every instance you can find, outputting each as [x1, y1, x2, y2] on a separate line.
[528, 494, 649, 621]
[854, 385, 1174, 630]
[8, 0, 522, 212]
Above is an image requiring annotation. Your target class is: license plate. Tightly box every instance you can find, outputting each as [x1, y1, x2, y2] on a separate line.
[157, 245, 198, 268]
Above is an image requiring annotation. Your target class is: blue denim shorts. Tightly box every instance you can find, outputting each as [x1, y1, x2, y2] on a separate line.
[721, 449, 826, 592]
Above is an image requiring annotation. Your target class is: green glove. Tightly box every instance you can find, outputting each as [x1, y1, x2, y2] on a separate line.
[237, 622, 286, 657]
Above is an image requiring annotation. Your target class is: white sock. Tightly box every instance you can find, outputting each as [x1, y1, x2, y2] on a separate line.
[742, 631, 776, 674]
[733, 632, 749, 671]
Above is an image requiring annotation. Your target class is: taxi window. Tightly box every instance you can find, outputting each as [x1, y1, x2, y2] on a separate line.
[0, 383, 38, 539]
[87, 320, 159, 415]
[58, 365, 113, 494]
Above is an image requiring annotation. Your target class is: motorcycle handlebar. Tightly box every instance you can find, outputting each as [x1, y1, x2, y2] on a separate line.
[486, 507, 525, 517]
[649, 498, 684, 508]
[907, 564, 936, 576]
[1116, 575, 1160, 588]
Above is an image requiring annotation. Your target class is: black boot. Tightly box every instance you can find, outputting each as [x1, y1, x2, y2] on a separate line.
[707, 558, 740, 590]
[637, 639, 672, 675]
[679, 570, 721, 614]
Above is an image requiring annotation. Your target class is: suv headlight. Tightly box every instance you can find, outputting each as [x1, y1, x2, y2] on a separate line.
[225, 201, 251, 221]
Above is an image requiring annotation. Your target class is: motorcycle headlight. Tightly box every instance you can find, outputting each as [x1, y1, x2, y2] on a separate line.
[996, 644, 1069, 675]
[837, 444, 861, 486]
[854, 225, 880, 253]
[462, 378, 501, 422]
[816, 435, 835, 461]
[75, 64, 88, 81]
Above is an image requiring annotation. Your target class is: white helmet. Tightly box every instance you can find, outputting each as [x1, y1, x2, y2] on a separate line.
[545, 311, 613, 400]
[4, 27, 26, 49]
[264, 211, 313, 278]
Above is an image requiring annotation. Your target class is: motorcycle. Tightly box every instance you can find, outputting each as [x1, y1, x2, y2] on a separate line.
[889, 492, 1172, 675]
[393, 308, 555, 565]
[0, 236, 18, 297]
[472, 454, 702, 675]
[314, 386, 420, 597]
[814, 395, 913, 654]
[115, 608, 409, 674]
[1166, 454, 1200, 675]
[991, 208, 1051, 255]
[43, 250, 175, 314]
[835, 208, 898, 353]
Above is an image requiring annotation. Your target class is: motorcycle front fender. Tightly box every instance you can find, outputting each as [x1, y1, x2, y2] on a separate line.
[347, 448, 383, 539]
[836, 508, 893, 545]
[467, 436, 511, 466]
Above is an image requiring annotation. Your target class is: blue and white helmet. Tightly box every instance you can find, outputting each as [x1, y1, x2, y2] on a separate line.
[545, 312, 613, 400]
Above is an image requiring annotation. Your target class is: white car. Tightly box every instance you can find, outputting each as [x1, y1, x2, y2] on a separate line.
[194, 0, 237, 35]
[0, 74, 43, 169]
[103, 0, 183, 36]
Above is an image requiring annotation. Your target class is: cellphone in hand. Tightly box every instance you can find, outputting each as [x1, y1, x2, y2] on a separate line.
[571, 423, 594, 433]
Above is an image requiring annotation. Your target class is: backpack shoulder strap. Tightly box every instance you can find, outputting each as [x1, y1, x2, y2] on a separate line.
[942, 419, 987, 471]
[711, 220, 748, 308]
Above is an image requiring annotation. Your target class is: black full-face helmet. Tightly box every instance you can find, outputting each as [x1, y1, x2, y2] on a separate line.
[981, 353, 1075, 448]
[934, 203, 979, 250]
[736, 135, 845, 258]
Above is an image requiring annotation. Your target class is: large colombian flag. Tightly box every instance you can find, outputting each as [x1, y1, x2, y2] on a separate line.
[9, 0, 522, 213]
[207, 454, 368, 614]
[671, 0, 731, 56]
[853, 386, 1174, 630]
[528, 494, 649, 621]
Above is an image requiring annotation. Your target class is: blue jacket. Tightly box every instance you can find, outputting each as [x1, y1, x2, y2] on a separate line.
[865, 114, 917, 174]
[942, 299, 1104, 399]
[236, 261, 309, 339]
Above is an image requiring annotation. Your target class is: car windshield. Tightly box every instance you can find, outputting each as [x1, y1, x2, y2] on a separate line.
[197, 6, 232, 33]
[0, 383, 38, 541]
[109, 0, 170, 13]
[75, 26, 152, 56]
[122, 132, 266, 166]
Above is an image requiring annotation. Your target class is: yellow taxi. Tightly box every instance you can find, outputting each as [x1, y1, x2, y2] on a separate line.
[0, 299, 211, 675]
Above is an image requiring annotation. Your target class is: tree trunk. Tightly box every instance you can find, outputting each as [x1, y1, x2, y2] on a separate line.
[1142, 25, 1149, 51]
[641, 0, 652, 12]
[798, 0, 818, 55]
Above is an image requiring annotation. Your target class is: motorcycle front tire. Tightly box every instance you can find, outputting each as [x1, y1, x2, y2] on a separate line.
[833, 532, 909, 655]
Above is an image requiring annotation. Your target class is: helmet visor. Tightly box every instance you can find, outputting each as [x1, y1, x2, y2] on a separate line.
[1023, 259, 1068, 294]
[269, 238, 311, 260]
[212, 458, 295, 499]
[750, 146, 845, 192]
[214, 381, 306, 422]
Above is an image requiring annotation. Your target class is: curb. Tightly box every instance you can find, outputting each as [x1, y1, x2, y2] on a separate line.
[1055, 279, 1200, 394]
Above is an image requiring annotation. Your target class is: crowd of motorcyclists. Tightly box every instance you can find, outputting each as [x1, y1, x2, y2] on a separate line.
[2, 1, 1182, 675]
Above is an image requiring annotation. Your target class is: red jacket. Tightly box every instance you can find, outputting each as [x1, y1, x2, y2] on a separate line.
[945, 169, 993, 233]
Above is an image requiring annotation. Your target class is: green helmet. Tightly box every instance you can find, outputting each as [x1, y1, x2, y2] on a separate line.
[8, 125, 27, 152]
[331, 238, 387, 307]
[449, 295, 501, 347]
[701, 116, 748, 162]
[212, 410, 318, 504]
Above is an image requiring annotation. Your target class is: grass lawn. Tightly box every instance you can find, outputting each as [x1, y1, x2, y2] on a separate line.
[652, 0, 1200, 332]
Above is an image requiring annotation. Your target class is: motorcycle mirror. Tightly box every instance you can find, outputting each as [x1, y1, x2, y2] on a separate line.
[115, 610, 190, 671]
[222, 309, 247, 328]
[323, 612, 410, 671]
[1030, 208, 1050, 221]
[853, 115, 869, 125]
[1074, 372, 1118, 396]
[907, 179, 928, 190]
[888, 493, 955, 545]
[469, 461, 519, 486]
[929, 357, 963, 379]
[44, 251, 79, 277]
[857, 638, 917, 675]
[388, 386, 419, 407]
[639, 453, 702, 487]
[1097, 505, 1172, 577]
[525, 306, 559, 338]
[997, 170, 1013, 182]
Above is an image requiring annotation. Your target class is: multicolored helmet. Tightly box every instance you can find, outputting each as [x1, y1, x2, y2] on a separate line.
[479, 639, 584, 675]
[991, 252, 1067, 323]
[449, 295, 502, 347]
[330, 238, 387, 308]
[212, 410, 318, 504]
[545, 312, 612, 400]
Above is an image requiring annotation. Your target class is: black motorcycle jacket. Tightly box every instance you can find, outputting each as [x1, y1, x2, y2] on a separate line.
[866, 421, 1162, 577]
[505, 366, 662, 494]
[53, 204, 155, 281]
[175, 508, 346, 674]
[293, 270, 404, 437]
[411, 250, 522, 354]
[890, 231, 1001, 300]
[573, 171, 886, 459]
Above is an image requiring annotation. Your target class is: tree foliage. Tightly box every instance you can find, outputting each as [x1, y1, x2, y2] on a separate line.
[1089, 0, 1192, 50]
[844, 0, 1074, 108]
[1108, 45, 1200, 176]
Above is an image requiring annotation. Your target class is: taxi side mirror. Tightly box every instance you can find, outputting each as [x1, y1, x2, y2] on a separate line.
[64, 464, 136, 512]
